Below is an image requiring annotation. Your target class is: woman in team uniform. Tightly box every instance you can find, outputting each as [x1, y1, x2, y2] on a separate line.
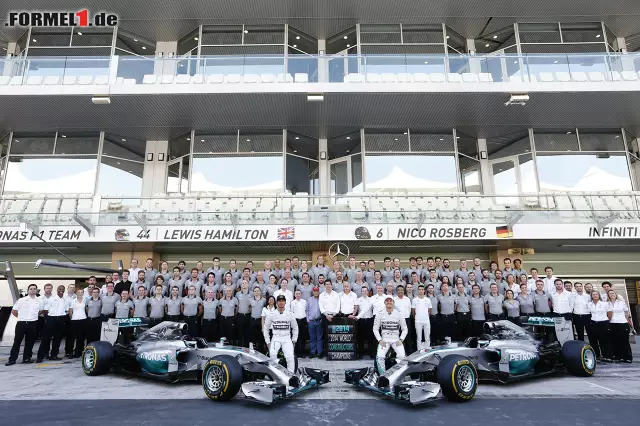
[503, 290, 520, 325]
[249, 287, 266, 352]
[264, 274, 279, 298]
[201, 289, 218, 342]
[165, 286, 182, 321]
[425, 284, 440, 345]
[218, 287, 238, 344]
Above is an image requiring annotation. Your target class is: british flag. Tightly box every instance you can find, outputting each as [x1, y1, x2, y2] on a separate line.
[277, 226, 295, 240]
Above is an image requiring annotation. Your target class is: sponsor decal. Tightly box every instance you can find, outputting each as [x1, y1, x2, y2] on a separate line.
[588, 226, 639, 238]
[115, 229, 130, 241]
[0, 229, 82, 241]
[161, 228, 270, 241]
[508, 352, 537, 362]
[138, 352, 168, 362]
[395, 226, 488, 239]
[6, 10, 118, 27]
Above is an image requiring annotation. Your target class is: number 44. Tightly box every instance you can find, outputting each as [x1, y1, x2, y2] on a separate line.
[137, 230, 151, 239]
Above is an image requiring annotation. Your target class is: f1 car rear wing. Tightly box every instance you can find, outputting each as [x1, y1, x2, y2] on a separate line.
[526, 316, 573, 346]
[526, 316, 556, 326]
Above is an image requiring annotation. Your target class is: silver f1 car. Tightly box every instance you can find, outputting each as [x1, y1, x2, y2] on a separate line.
[345, 317, 596, 405]
[82, 318, 329, 404]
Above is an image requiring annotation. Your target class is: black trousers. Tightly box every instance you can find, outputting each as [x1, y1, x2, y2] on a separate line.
[149, 317, 164, 328]
[573, 314, 591, 341]
[9, 320, 38, 363]
[64, 316, 74, 355]
[201, 319, 218, 342]
[534, 312, 550, 317]
[440, 314, 456, 341]
[357, 318, 374, 356]
[552, 312, 573, 321]
[237, 314, 251, 347]
[507, 316, 521, 326]
[588, 320, 613, 359]
[455, 312, 471, 340]
[183, 316, 199, 337]
[471, 320, 485, 337]
[219, 316, 235, 344]
[71, 319, 87, 357]
[168, 314, 181, 322]
[86, 317, 103, 344]
[610, 323, 632, 361]
[249, 318, 263, 351]
[487, 313, 504, 321]
[404, 317, 415, 353]
[295, 318, 308, 355]
[429, 315, 440, 343]
[37, 315, 66, 360]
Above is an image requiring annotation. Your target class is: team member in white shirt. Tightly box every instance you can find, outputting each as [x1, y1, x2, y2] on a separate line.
[63, 283, 77, 358]
[412, 285, 433, 350]
[273, 279, 294, 311]
[550, 279, 573, 321]
[290, 290, 308, 357]
[68, 288, 88, 359]
[319, 280, 340, 356]
[572, 282, 591, 341]
[37, 284, 67, 362]
[607, 289, 633, 363]
[6, 284, 44, 366]
[339, 282, 358, 316]
[542, 266, 557, 295]
[371, 284, 387, 318]
[353, 284, 374, 358]
[128, 258, 142, 284]
[586, 291, 613, 362]
[394, 285, 413, 353]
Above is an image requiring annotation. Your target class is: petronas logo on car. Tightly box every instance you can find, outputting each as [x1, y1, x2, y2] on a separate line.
[139, 352, 168, 362]
[508, 351, 537, 362]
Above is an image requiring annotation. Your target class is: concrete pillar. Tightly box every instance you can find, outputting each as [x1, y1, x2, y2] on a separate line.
[154, 41, 178, 76]
[318, 39, 327, 83]
[2, 43, 19, 77]
[477, 138, 492, 194]
[142, 140, 169, 196]
[318, 138, 329, 200]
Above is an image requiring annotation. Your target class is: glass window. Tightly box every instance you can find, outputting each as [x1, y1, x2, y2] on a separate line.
[403, 24, 446, 44]
[456, 131, 481, 194]
[364, 130, 409, 152]
[578, 130, 625, 152]
[191, 155, 283, 193]
[327, 27, 357, 54]
[102, 134, 145, 162]
[364, 155, 458, 192]
[536, 154, 632, 192]
[288, 27, 318, 54]
[54, 132, 100, 155]
[70, 27, 114, 47]
[475, 25, 517, 54]
[201, 25, 243, 45]
[9, 133, 56, 155]
[243, 25, 285, 45]
[115, 30, 155, 56]
[3, 157, 97, 194]
[238, 131, 282, 153]
[446, 26, 466, 54]
[329, 131, 361, 159]
[177, 29, 199, 56]
[560, 22, 603, 43]
[518, 23, 561, 44]
[533, 130, 579, 152]
[286, 155, 318, 195]
[287, 131, 318, 159]
[360, 24, 402, 44]
[351, 153, 363, 193]
[166, 157, 189, 194]
[97, 157, 143, 197]
[29, 29, 72, 47]
[488, 131, 532, 159]
[169, 133, 192, 160]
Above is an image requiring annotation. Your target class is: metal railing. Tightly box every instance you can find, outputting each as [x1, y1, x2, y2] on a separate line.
[2, 53, 640, 86]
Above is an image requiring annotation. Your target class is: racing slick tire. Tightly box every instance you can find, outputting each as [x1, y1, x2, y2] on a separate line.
[436, 355, 478, 402]
[202, 355, 243, 401]
[278, 354, 299, 372]
[561, 340, 596, 377]
[82, 341, 114, 376]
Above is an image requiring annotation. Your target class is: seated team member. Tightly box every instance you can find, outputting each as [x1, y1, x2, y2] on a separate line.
[37, 284, 67, 363]
[249, 287, 266, 352]
[132, 271, 148, 298]
[264, 274, 280, 299]
[352, 284, 374, 358]
[235, 280, 252, 347]
[503, 290, 521, 325]
[201, 289, 219, 342]
[517, 283, 535, 323]
[587, 291, 613, 362]
[607, 289, 633, 363]
[437, 282, 456, 342]
[290, 290, 308, 357]
[339, 282, 358, 317]
[168, 267, 185, 298]
[6, 284, 43, 366]
[202, 272, 219, 300]
[412, 285, 432, 350]
[149, 285, 166, 327]
[85, 288, 103, 344]
[165, 286, 182, 321]
[425, 284, 440, 344]
[263, 295, 298, 373]
[454, 282, 471, 340]
[394, 285, 413, 353]
[532, 280, 552, 317]
[181, 285, 203, 337]
[373, 295, 408, 374]
[469, 284, 486, 337]
[68, 288, 88, 359]
[185, 268, 203, 297]
[484, 283, 504, 321]
[133, 285, 150, 320]
[273, 279, 293, 311]
[218, 287, 238, 344]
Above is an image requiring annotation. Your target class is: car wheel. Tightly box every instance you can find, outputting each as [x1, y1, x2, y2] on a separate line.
[436, 354, 478, 402]
[561, 340, 596, 377]
[82, 341, 114, 376]
[202, 355, 243, 401]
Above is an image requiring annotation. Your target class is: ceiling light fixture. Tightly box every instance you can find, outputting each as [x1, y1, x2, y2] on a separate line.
[296, 36, 300, 40]
[121, 138, 126, 142]
[141, 46, 147, 50]
[596, 34, 601, 38]
[394, 138, 398, 141]
[346, 44, 350, 47]
[344, 36, 348, 39]
[346, 136, 351, 140]
[91, 96, 111, 105]
[485, 44, 490, 47]
[424, 61, 429, 64]
[246, 139, 251, 142]
[244, 30, 249, 34]
[61, 134, 67, 138]
[293, 44, 297, 48]
[32, 39, 37, 42]
[187, 137, 190, 141]
[133, 39, 138, 42]
[493, 35, 498, 39]
[293, 149, 298, 153]
[346, 149, 350, 153]
[446, 36, 450, 39]
[201, 139, 205, 142]
[295, 136, 299, 140]
[554, 60, 558, 64]
[307, 94, 324, 102]
[117, 162, 121, 165]
[403, 132, 407, 135]
[77, 32, 82, 35]
[566, 131, 572, 134]
[439, 138, 443, 141]
[194, 37, 198, 41]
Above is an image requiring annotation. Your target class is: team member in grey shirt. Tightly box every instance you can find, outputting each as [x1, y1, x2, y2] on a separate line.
[218, 287, 238, 345]
[181, 285, 203, 336]
[194, 261, 206, 282]
[484, 283, 504, 321]
[532, 280, 552, 316]
[201, 272, 219, 300]
[142, 258, 158, 285]
[85, 288, 103, 343]
[350, 271, 367, 297]
[249, 287, 266, 352]
[408, 272, 422, 297]
[184, 268, 203, 297]
[281, 269, 298, 290]
[380, 257, 394, 284]
[251, 270, 267, 294]
[501, 274, 520, 297]
[469, 284, 486, 337]
[517, 283, 535, 321]
[168, 267, 185, 298]
[226, 260, 241, 284]
[296, 273, 314, 301]
[370, 271, 385, 295]
[454, 283, 471, 340]
[149, 285, 166, 327]
[201, 289, 218, 342]
[165, 286, 182, 321]
[328, 261, 343, 286]
[455, 259, 470, 285]
[503, 290, 521, 325]
[453, 277, 470, 296]
[344, 256, 359, 283]
[206, 257, 225, 286]
[133, 286, 150, 318]
[439, 259, 455, 284]
[100, 282, 119, 321]
[467, 272, 479, 294]
[154, 276, 168, 298]
[132, 271, 149, 298]
[156, 261, 171, 285]
[479, 269, 494, 296]
[437, 283, 456, 341]
[298, 260, 315, 285]
[426, 284, 440, 344]
[332, 271, 347, 293]
[261, 260, 277, 281]
[424, 269, 442, 294]
[264, 274, 279, 298]
[493, 270, 505, 291]
[311, 255, 331, 286]
[236, 281, 252, 347]
[364, 260, 377, 284]
[220, 272, 238, 297]
[115, 291, 134, 319]
[471, 257, 483, 279]
[403, 257, 419, 284]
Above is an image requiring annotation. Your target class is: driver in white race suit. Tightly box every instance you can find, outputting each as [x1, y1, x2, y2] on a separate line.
[373, 295, 408, 374]
[263, 295, 299, 372]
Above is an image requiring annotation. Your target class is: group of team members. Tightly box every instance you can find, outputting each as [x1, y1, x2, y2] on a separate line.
[5, 255, 635, 366]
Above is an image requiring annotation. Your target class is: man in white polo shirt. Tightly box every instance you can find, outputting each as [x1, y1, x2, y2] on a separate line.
[551, 278, 573, 321]
[6, 284, 44, 366]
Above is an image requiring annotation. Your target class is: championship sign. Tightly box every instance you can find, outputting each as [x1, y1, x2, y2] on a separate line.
[326, 317, 357, 361]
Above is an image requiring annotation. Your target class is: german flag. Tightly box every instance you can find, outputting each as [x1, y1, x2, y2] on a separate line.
[496, 225, 513, 239]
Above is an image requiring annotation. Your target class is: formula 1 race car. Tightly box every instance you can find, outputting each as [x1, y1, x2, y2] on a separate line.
[82, 319, 329, 404]
[345, 317, 596, 405]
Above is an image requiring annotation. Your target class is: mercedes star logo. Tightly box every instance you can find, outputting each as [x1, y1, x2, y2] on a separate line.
[328, 242, 350, 266]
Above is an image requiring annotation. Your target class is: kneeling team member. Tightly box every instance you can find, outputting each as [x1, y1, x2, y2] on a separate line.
[373, 295, 408, 374]
[263, 295, 299, 372]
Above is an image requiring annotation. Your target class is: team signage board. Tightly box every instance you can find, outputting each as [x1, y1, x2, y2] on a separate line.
[0, 223, 639, 243]
[326, 318, 357, 361]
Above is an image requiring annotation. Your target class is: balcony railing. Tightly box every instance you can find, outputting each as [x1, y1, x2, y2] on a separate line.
[2, 53, 640, 87]
[1, 192, 639, 227]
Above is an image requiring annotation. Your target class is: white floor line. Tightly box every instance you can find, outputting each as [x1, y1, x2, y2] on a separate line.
[585, 381, 616, 392]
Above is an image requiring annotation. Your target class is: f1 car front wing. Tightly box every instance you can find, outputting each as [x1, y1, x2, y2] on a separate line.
[345, 367, 441, 405]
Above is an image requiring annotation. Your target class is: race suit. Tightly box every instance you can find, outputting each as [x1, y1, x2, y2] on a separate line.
[373, 309, 408, 374]
[263, 308, 299, 372]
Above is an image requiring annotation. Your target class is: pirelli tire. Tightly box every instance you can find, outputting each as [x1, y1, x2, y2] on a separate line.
[82, 341, 114, 376]
[562, 340, 597, 377]
[436, 355, 478, 402]
[202, 355, 243, 401]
